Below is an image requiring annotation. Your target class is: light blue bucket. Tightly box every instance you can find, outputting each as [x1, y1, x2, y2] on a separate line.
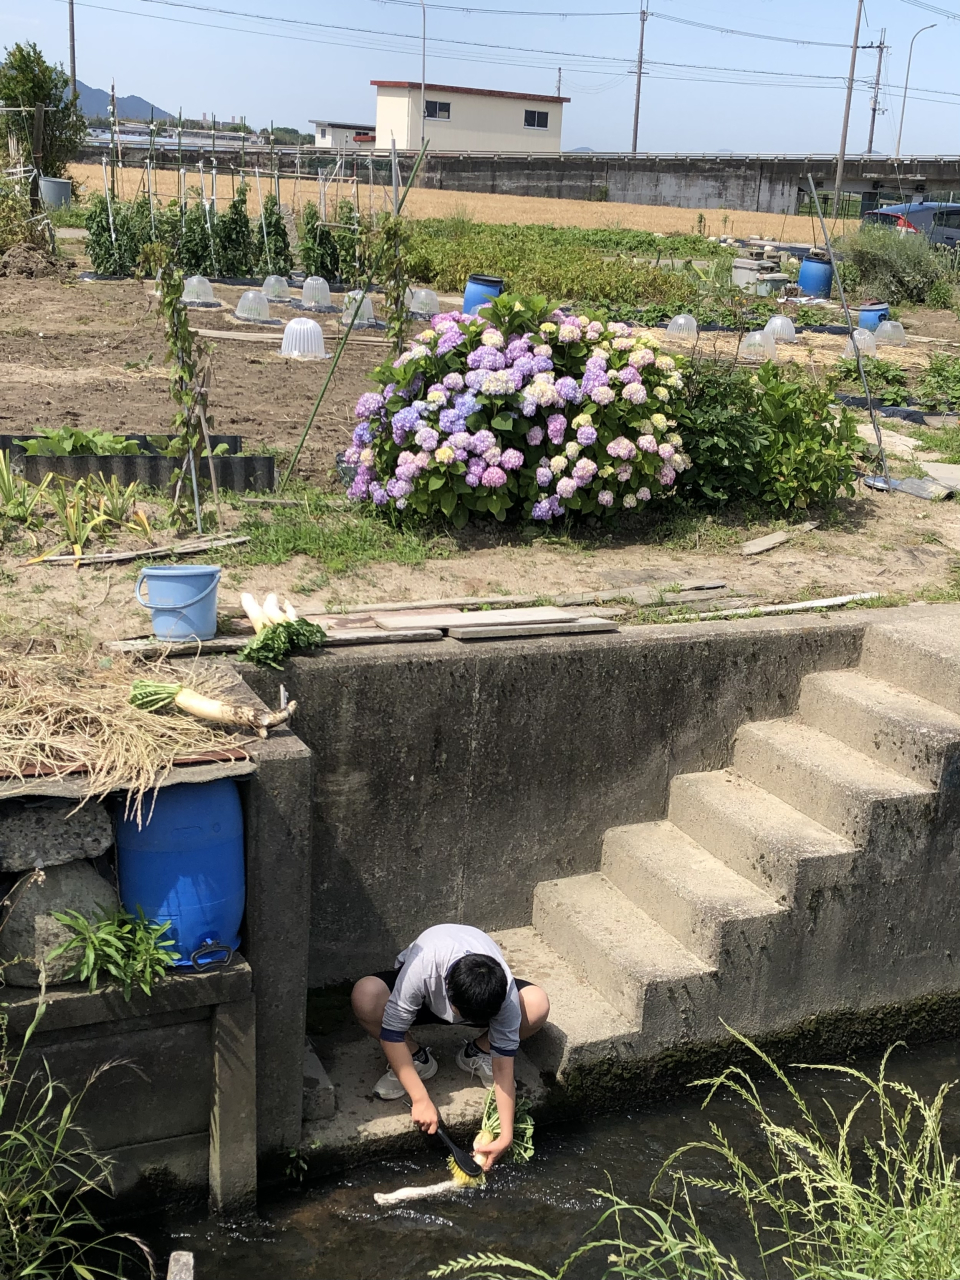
[135, 565, 221, 641]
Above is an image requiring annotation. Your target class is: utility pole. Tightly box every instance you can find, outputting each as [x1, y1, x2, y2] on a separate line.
[866, 31, 886, 156]
[420, 0, 427, 148]
[68, 0, 77, 98]
[834, 0, 864, 217]
[556, 67, 562, 97]
[631, 1, 649, 155]
[29, 103, 44, 212]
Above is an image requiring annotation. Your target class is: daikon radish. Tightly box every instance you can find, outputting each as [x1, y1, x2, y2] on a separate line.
[373, 1180, 465, 1206]
[262, 593, 286, 625]
[130, 681, 297, 738]
[240, 593, 267, 634]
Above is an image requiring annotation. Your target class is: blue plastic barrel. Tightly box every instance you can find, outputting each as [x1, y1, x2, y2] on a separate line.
[463, 274, 505, 316]
[135, 564, 220, 641]
[797, 256, 834, 299]
[116, 779, 245, 967]
[857, 303, 890, 331]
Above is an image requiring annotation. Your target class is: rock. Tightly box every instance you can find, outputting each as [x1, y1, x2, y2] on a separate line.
[0, 798, 113, 873]
[0, 243, 57, 279]
[0, 861, 120, 987]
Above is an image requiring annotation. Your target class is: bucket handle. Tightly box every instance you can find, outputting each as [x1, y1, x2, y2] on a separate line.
[135, 570, 220, 611]
[190, 940, 234, 971]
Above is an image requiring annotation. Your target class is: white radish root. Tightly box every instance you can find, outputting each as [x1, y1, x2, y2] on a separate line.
[374, 1180, 464, 1206]
[173, 688, 298, 737]
[283, 599, 298, 621]
[241, 593, 266, 634]
[262, 593, 286, 625]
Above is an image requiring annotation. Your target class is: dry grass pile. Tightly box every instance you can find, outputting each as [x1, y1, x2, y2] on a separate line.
[66, 163, 854, 242]
[0, 651, 249, 815]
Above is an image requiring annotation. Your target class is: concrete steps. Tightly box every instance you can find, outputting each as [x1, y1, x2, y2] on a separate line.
[533, 872, 711, 1027]
[860, 619, 960, 715]
[733, 717, 932, 848]
[601, 820, 783, 965]
[799, 669, 960, 787]
[668, 769, 855, 900]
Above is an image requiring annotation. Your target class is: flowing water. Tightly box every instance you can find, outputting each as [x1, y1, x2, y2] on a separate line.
[143, 1036, 960, 1279]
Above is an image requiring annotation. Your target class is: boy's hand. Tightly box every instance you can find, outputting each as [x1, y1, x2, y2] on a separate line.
[410, 1095, 439, 1134]
[473, 1131, 513, 1170]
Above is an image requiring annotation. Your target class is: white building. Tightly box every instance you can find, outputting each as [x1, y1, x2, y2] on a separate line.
[309, 120, 376, 150]
[371, 82, 568, 153]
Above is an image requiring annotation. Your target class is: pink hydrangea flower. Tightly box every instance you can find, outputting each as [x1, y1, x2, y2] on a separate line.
[638, 486, 652, 501]
[597, 489, 614, 507]
[501, 448, 524, 471]
[556, 476, 577, 498]
[481, 465, 508, 488]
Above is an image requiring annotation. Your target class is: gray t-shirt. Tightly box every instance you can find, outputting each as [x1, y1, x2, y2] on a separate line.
[379, 923, 521, 1057]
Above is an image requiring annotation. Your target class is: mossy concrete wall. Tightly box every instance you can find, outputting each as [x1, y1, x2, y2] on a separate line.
[236, 608, 955, 989]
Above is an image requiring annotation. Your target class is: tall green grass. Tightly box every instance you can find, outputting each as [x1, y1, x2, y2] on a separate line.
[430, 1034, 960, 1280]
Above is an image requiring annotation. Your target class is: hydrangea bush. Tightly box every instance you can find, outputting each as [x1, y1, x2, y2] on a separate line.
[342, 295, 691, 527]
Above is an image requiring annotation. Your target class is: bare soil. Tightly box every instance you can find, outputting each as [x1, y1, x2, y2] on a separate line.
[1, 269, 958, 647]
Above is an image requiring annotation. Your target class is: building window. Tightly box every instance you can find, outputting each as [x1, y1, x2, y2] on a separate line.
[524, 109, 549, 129]
[320, 128, 327, 139]
[424, 100, 451, 120]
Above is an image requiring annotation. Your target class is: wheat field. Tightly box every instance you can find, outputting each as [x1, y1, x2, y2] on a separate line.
[68, 162, 853, 242]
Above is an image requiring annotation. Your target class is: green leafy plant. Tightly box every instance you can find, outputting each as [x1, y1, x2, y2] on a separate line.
[677, 360, 859, 509]
[47, 477, 107, 558]
[835, 223, 947, 305]
[430, 1035, 960, 1280]
[926, 277, 954, 310]
[86, 473, 151, 537]
[299, 201, 339, 279]
[0, 451, 50, 527]
[0, 176, 44, 255]
[237, 617, 326, 669]
[919, 352, 960, 413]
[16, 425, 142, 456]
[253, 191, 293, 276]
[48, 905, 180, 1000]
[0, 997, 154, 1278]
[835, 355, 911, 406]
[213, 183, 255, 278]
[179, 192, 215, 277]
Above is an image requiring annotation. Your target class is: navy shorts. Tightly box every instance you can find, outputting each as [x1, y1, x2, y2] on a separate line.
[373, 968, 533, 1028]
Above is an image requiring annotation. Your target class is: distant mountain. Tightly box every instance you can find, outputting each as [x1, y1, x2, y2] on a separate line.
[567, 146, 595, 153]
[77, 81, 172, 121]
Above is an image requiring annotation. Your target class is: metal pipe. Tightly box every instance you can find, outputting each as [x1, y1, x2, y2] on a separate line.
[896, 24, 936, 160]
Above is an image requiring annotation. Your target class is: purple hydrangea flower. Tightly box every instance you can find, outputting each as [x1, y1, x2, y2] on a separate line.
[638, 486, 652, 501]
[512, 355, 536, 380]
[505, 336, 533, 363]
[617, 365, 640, 384]
[659, 465, 676, 486]
[607, 436, 638, 461]
[526, 425, 545, 446]
[347, 474, 371, 500]
[436, 329, 464, 356]
[467, 456, 487, 475]
[658, 442, 676, 460]
[352, 422, 374, 446]
[355, 391, 384, 419]
[555, 376, 581, 404]
[471, 430, 496, 454]
[443, 372, 465, 391]
[465, 370, 485, 391]
[439, 409, 461, 433]
[616, 465, 632, 482]
[343, 446, 361, 465]
[547, 414, 567, 445]
[500, 448, 524, 471]
[572, 457, 598, 487]
[454, 393, 479, 418]
[454, 448, 468, 461]
[448, 431, 472, 450]
[532, 355, 554, 374]
[556, 476, 577, 498]
[577, 424, 597, 446]
[415, 426, 439, 451]
[531, 499, 553, 520]
[481, 466, 508, 488]
[637, 434, 660, 453]
[597, 489, 614, 507]
[386, 477, 413, 499]
[465, 472, 480, 488]
[371, 484, 389, 507]
[536, 466, 553, 487]
[592, 385, 616, 406]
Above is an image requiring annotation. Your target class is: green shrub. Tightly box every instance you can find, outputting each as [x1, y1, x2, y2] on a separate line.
[15, 425, 141, 456]
[926, 277, 955, 310]
[299, 200, 339, 279]
[0, 42, 86, 178]
[253, 191, 293, 276]
[214, 184, 255, 277]
[48, 905, 180, 1000]
[677, 360, 859, 509]
[0, 178, 41, 255]
[84, 193, 150, 276]
[836, 224, 946, 305]
[919, 352, 960, 412]
[836, 354, 910, 405]
[179, 195, 215, 276]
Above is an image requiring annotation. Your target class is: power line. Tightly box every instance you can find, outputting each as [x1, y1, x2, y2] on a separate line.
[900, 0, 960, 19]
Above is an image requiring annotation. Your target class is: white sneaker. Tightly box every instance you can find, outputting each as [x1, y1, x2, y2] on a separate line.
[373, 1047, 438, 1101]
[456, 1038, 494, 1087]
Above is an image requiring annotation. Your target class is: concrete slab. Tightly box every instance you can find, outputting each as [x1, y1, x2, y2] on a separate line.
[374, 606, 576, 631]
[448, 618, 619, 641]
[302, 1024, 545, 1159]
[924, 462, 960, 491]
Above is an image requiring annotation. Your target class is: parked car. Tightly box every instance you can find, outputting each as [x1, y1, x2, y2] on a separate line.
[862, 202, 960, 247]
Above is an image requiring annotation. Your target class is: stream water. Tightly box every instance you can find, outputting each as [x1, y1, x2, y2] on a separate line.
[143, 1035, 960, 1279]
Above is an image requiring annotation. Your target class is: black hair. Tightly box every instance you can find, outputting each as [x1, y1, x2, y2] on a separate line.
[446, 955, 507, 1024]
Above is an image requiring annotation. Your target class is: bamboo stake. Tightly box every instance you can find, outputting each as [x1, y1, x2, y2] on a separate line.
[279, 141, 429, 492]
[198, 402, 224, 534]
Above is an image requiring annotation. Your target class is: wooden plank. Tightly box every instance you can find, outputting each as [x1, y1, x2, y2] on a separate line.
[741, 521, 818, 557]
[338, 580, 728, 615]
[105, 629, 443, 657]
[375, 606, 576, 631]
[694, 592, 880, 621]
[32, 535, 249, 567]
[323, 628, 444, 645]
[448, 618, 619, 641]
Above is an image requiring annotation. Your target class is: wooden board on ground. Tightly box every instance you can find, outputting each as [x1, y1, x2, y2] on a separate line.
[448, 617, 619, 641]
[741, 522, 818, 557]
[374, 606, 576, 631]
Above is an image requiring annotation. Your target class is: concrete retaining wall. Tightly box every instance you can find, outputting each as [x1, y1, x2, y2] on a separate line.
[241, 612, 892, 987]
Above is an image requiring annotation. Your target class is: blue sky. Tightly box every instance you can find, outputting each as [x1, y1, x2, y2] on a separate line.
[5, 0, 960, 154]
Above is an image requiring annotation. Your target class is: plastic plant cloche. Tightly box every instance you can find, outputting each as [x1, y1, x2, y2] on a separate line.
[763, 314, 797, 343]
[342, 290, 376, 328]
[235, 291, 271, 323]
[262, 274, 291, 301]
[182, 275, 215, 305]
[875, 319, 907, 346]
[408, 288, 440, 318]
[842, 328, 878, 358]
[666, 314, 698, 339]
[302, 276, 333, 310]
[738, 330, 777, 362]
[280, 316, 329, 360]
